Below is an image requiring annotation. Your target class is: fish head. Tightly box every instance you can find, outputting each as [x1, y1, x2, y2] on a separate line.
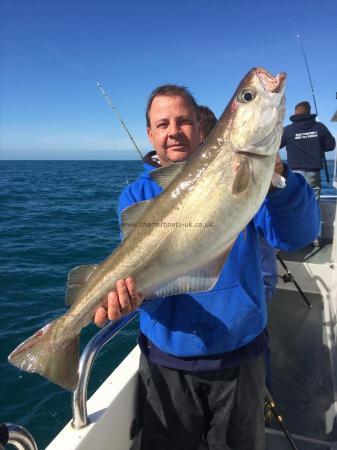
[225, 67, 286, 157]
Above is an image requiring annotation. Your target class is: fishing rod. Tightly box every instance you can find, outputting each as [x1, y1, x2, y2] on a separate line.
[265, 390, 299, 450]
[96, 82, 144, 161]
[289, 19, 329, 182]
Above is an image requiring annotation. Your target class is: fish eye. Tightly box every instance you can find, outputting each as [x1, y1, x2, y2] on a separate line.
[239, 89, 255, 103]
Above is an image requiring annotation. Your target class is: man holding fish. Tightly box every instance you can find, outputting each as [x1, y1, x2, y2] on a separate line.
[9, 68, 320, 449]
[94, 70, 319, 449]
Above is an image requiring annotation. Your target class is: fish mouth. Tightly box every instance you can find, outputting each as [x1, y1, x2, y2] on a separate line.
[236, 151, 268, 159]
[256, 67, 286, 94]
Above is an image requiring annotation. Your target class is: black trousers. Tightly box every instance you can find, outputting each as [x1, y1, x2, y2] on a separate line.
[133, 352, 266, 450]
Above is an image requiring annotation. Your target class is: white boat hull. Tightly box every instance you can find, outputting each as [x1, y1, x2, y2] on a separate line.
[46, 347, 140, 450]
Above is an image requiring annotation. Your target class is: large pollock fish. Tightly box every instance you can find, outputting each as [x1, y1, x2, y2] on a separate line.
[8, 67, 286, 390]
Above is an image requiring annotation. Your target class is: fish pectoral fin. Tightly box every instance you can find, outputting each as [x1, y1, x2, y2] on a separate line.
[121, 200, 153, 238]
[150, 161, 186, 189]
[232, 159, 253, 195]
[66, 264, 99, 305]
[8, 321, 80, 391]
[149, 241, 236, 298]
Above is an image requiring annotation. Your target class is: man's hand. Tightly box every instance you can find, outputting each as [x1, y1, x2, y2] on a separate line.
[274, 153, 284, 176]
[94, 278, 145, 327]
[269, 153, 285, 192]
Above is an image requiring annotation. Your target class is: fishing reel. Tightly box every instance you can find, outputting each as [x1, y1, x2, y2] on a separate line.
[279, 272, 295, 283]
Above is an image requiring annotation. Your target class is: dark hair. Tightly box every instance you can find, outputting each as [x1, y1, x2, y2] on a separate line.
[146, 84, 199, 127]
[295, 101, 311, 114]
[198, 105, 217, 138]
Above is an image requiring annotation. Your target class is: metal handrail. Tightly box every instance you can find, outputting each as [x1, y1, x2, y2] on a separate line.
[71, 311, 139, 429]
[320, 194, 337, 200]
[0, 423, 37, 450]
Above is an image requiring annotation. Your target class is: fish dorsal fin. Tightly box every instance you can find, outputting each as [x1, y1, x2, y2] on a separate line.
[232, 159, 253, 195]
[150, 161, 185, 189]
[121, 200, 153, 238]
[148, 240, 235, 299]
[65, 264, 98, 305]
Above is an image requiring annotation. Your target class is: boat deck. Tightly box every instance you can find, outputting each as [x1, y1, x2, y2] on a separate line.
[266, 244, 337, 449]
[44, 242, 337, 450]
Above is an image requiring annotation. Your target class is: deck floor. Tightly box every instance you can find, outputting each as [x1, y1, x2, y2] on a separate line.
[266, 286, 337, 449]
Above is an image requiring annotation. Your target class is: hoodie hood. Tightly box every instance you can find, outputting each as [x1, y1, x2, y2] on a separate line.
[143, 150, 161, 169]
[139, 151, 161, 180]
[289, 113, 317, 131]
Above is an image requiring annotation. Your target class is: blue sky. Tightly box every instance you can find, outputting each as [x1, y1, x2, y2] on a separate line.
[1, 0, 336, 161]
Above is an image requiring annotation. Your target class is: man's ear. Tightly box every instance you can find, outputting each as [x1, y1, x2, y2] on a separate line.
[199, 121, 204, 143]
[147, 127, 154, 146]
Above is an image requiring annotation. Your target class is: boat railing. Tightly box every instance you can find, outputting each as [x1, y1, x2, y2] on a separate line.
[320, 194, 337, 200]
[71, 311, 139, 430]
[0, 423, 38, 450]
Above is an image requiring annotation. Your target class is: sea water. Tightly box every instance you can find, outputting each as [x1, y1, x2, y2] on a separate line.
[1, 160, 336, 448]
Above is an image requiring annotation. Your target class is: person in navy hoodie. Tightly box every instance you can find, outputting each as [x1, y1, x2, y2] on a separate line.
[280, 101, 336, 200]
[94, 85, 319, 450]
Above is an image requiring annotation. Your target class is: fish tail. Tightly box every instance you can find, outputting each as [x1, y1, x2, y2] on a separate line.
[8, 320, 80, 391]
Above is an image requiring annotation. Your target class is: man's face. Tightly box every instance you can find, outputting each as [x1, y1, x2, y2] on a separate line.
[147, 95, 201, 166]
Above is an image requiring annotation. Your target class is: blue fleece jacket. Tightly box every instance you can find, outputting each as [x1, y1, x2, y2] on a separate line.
[118, 160, 320, 357]
[280, 113, 336, 171]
